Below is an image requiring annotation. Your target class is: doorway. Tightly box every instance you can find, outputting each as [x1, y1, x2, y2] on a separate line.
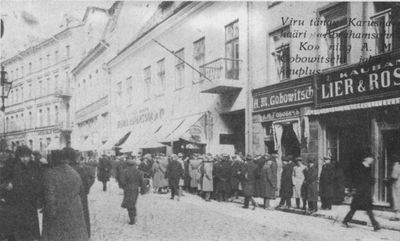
[382, 130, 400, 206]
[281, 123, 300, 157]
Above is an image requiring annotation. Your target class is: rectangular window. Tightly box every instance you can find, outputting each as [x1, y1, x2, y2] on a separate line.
[144, 66, 151, 99]
[21, 66, 24, 76]
[54, 75, 59, 92]
[193, 37, 205, 83]
[270, 25, 291, 81]
[47, 107, 51, 126]
[55, 106, 59, 124]
[117, 81, 122, 97]
[55, 50, 59, 63]
[39, 80, 43, 97]
[29, 112, 32, 129]
[371, 3, 400, 53]
[28, 83, 32, 99]
[39, 58, 43, 70]
[29, 62, 32, 73]
[225, 20, 239, 79]
[16, 68, 19, 79]
[39, 109, 43, 127]
[321, 3, 348, 67]
[21, 86, 24, 102]
[157, 59, 166, 95]
[47, 54, 50, 67]
[175, 49, 185, 89]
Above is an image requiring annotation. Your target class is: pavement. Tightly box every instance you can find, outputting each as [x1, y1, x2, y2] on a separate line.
[88, 179, 400, 241]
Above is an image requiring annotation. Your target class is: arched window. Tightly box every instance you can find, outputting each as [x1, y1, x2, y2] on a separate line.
[55, 106, 59, 125]
[39, 109, 43, 127]
[47, 107, 51, 126]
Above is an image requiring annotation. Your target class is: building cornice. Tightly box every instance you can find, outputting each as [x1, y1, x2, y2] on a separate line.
[72, 40, 109, 76]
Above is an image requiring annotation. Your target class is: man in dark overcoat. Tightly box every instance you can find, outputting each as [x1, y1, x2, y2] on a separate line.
[165, 154, 184, 201]
[333, 160, 345, 205]
[259, 155, 278, 209]
[3, 145, 43, 241]
[277, 156, 294, 208]
[241, 155, 258, 209]
[229, 155, 244, 201]
[116, 156, 128, 188]
[319, 156, 335, 210]
[97, 155, 112, 191]
[304, 158, 319, 213]
[120, 157, 146, 225]
[64, 147, 95, 238]
[215, 155, 232, 202]
[343, 155, 380, 231]
[41, 150, 88, 241]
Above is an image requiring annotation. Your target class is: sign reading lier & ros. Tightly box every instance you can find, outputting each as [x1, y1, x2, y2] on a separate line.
[316, 51, 400, 108]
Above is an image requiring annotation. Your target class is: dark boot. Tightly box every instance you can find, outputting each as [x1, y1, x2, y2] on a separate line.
[103, 181, 107, 191]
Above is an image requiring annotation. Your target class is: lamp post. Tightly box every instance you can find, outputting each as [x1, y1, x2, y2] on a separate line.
[1, 65, 12, 151]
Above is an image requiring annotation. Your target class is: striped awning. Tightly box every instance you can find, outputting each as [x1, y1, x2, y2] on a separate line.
[306, 97, 400, 116]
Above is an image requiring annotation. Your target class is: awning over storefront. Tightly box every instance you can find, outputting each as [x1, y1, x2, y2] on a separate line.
[100, 129, 131, 151]
[162, 113, 206, 144]
[119, 123, 164, 152]
[306, 97, 400, 116]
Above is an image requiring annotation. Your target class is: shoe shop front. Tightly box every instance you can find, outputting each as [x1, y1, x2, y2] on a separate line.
[307, 50, 400, 206]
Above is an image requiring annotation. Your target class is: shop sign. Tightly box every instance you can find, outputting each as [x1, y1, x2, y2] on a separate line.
[316, 51, 400, 108]
[260, 108, 301, 122]
[253, 76, 314, 112]
[187, 124, 205, 143]
[117, 108, 165, 128]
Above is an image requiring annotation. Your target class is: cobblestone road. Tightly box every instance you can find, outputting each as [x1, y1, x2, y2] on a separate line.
[89, 180, 399, 241]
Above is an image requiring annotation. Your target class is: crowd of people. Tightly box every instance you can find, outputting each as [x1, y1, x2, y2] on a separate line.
[1, 145, 400, 240]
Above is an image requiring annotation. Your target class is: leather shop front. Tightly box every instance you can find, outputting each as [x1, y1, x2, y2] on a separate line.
[307, 50, 400, 206]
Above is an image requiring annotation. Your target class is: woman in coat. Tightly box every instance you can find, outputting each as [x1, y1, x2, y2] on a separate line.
[3, 146, 42, 241]
[242, 156, 258, 209]
[304, 159, 319, 212]
[259, 156, 277, 209]
[63, 147, 95, 238]
[201, 157, 213, 201]
[41, 150, 88, 241]
[152, 158, 168, 193]
[189, 155, 202, 193]
[390, 155, 400, 221]
[292, 157, 306, 209]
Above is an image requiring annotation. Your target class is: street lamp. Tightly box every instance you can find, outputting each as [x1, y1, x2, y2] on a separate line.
[1, 65, 12, 112]
[0, 65, 12, 152]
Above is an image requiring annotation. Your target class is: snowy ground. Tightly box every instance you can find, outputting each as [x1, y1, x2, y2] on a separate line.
[88, 179, 399, 241]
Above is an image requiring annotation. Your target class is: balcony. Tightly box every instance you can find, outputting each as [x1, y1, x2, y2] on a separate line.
[54, 87, 72, 99]
[200, 58, 243, 94]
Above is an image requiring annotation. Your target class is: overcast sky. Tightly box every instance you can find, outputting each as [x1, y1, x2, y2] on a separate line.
[0, 0, 156, 59]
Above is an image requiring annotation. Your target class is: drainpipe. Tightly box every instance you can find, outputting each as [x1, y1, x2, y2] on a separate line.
[245, 2, 253, 155]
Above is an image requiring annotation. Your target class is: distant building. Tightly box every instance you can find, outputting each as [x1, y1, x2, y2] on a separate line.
[0, 5, 112, 153]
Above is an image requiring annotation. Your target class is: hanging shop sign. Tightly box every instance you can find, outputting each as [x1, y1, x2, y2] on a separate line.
[260, 108, 301, 122]
[316, 50, 400, 108]
[253, 76, 314, 112]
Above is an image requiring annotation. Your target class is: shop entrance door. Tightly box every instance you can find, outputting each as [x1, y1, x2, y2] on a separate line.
[281, 123, 300, 157]
[381, 130, 400, 206]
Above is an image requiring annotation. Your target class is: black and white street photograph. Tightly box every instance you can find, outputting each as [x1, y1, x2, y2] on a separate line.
[0, 1, 400, 240]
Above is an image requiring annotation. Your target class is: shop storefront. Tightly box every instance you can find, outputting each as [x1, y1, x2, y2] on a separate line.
[308, 50, 400, 206]
[252, 76, 315, 159]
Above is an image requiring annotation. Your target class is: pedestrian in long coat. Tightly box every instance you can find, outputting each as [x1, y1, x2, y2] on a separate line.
[343, 155, 380, 231]
[3, 146, 42, 241]
[278, 156, 294, 208]
[201, 158, 214, 201]
[215, 155, 232, 201]
[241, 156, 258, 209]
[152, 158, 168, 191]
[304, 159, 318, 212]
[120, 157, 146, 225]
[116, 157, 128, 188]
[292, 157, 306, 209]
[0, 152, 14, 240]
[64, 147, 95, 238]
[189, 155, 202, 192]
[390, 155, 400, 221]
[165, 154, 184, 201]
[259, 156, 278, 209]
[41, 150, 89, 241]
[333, 160, 345, 205]
[230, 155, 243, 199]
[97, 156, 112, 191]
[319, 156, 335, 210]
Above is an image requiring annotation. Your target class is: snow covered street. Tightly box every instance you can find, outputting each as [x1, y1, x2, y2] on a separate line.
[88, 179, 399, 241]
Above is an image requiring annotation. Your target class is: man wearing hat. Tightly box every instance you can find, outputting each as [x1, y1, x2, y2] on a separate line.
[277, 156, 294, 209]
[259, 154, 278, 209]
[304, 158, 319, 213]
[165, 154, 184, 201]
[343, 154, 380, 231]
[242, 155, 258, 209]
[3, 145, 43, 241]
[390, 154, 400, 221]
[120, 156, 146, 225]
[177, 153, 186, 198]
[319, 156, 335, 210]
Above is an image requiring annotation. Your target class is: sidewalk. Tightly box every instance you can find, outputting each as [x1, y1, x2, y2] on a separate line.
[229, 197, 400, 232]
